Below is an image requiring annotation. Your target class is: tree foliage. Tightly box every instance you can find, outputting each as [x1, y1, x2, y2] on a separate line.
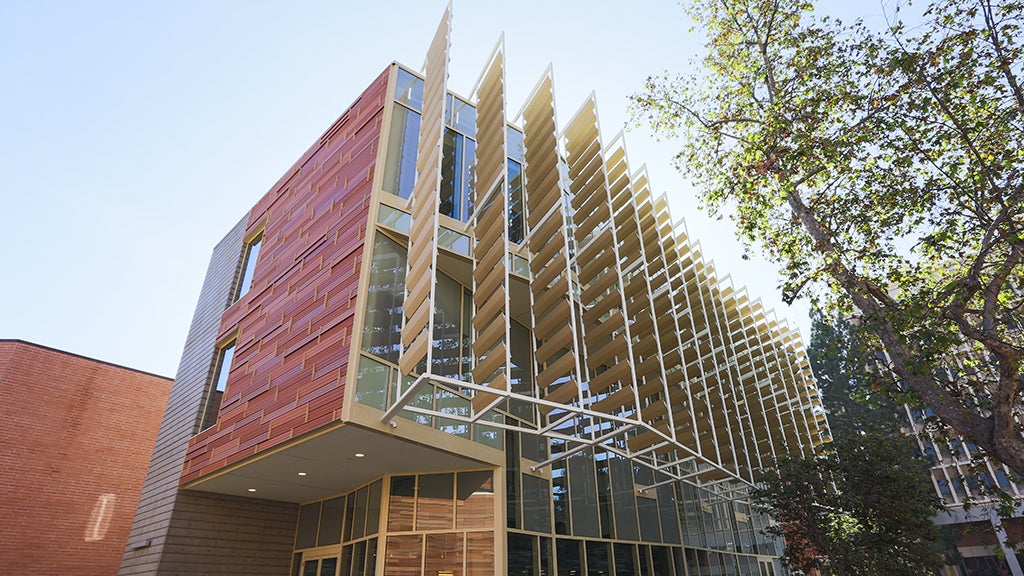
[633, 0, 1024, 474]
[752, 313, 945, 575]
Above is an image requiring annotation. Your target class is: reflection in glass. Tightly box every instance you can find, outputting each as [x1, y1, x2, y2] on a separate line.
[377, 205, 412, 233]
[394, 68, 424, 110]
[552, 454, 570, 535]
[361, 234, 407, 364]
[507, 160, 525, 243]
[610, 455, 639, 540]
[351, 485, 368, 540]
[388, 475, 416, 532]
[366, 480, 382, 536]
[506, 430, 522, 529]
[201, 341, 235, 430]
[507, 126, 525, 163]
[417, 473, 455, 531]
[595, 451, 614, 539]
[236, 232, 262, 301]
[426, 532, 464, 576]
[355, 355, 390, 410]
[509, 321, 536, 423]
[456, 471, 494, 529]
[657, 484, 681, 544]
[568, 449, 600, 538]
[466, 531, 494, 576]
[521, 474, 552, 534]
[383, 104, 421, 199]
[433, 273, 464, 378]
[318, 496, 344, 547]
[386, 535, 423, 576]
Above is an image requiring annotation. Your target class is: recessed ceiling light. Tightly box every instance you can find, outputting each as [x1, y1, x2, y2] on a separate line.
[355, 453, 365, 458]
[247, 488, 257, 492]
[298, 472, 307, 476]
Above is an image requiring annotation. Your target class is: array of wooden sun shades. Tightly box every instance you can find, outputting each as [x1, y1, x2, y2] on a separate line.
[395, 8, 828, 490]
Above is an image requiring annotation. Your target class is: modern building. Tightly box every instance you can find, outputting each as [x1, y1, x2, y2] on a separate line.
[0, 339, 172, 575]
[119, 10, 829, 576]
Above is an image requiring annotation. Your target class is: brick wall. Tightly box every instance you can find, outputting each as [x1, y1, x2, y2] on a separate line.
[181, 67, 390, 483]
[0, 340, 172, 575]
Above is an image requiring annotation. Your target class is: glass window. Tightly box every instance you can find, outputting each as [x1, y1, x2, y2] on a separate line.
[340, 545, 353, 576]
[586, 541, 611, 576]
[433, 272, 464, 378]
[556, 539, 581, 576]
[509, 321, 536, 423]
[456, 471, 494, 529]
[657, 484, 681, 544]
[383, 103, 421, 199]
[236, 232, 263, 301]
[351, 485, 368, 540]
[362, 234, 407, 364]
[610, 456, 639, 540]
[385, 534, 422, 576]
[466, 531, 494, 575]
[317, 496, 344, 547]
[637, 493, 661, 542]
[416, 473, 455, 531]
[595, 451, 614, 539]
[441, 128, 464, 221]
[394, 68, 424, 111]
[377, 204, 412, 233]
[319, 557, 338, 576]
[355, 355, 390, 410]
[295, 502, 321, 549]
[426, 533, 464, 576]
[521, 474, 552, 533]
[507, 532, 534, 576]
[506, 430, 522, 529]
[388, 476, 416, 532]
[568, 450, 600, 538]
[507, 160, 525, 244]
[507, 126, 525, 164]
[552, 455, 570, 535]
[200, 340, 235, 430]
[448, 95, 477, 137]
[614, 543, 637, 576]
[365, 480, 382, 536]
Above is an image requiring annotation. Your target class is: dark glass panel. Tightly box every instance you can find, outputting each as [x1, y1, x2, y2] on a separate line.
[507, 532, 534, 576]
[539, 536, 554, 576]
[361, 233, 407, 364]
[507, 160, 525, 243]
[637, 545, 651, 576]
[291, 552, 303, 576]
[339, 545, 353, 576]
[586, 540, 611, 576]
[595, 451, 614, 538]
[365, 480, 382, 536]
[388, 475, 416, 532]
[302, 560, 319, 576]
[394, 68, 424, 110]
[552, 456, 570, 535]
[672, 548, 685, 576]
[319, 557, 338, 576]
[520, 432, 547, 462]
[426, 532, 464, 576]
[609, 455, 639, 540]
[456, 471, 494, 529]
[651, 547, 671, 576]
[567, 449, 600, 538]
[433, 272, 464, 378]
[466, 531, 495, 576]
[614, 543, 637, 576]
[416, 473, 455, 530]
[657, 484, 681, 544]
[451, 96, 476, 137]
[382, 103, 421, 199]
[317, 497, 345, 547]
[201, 341, 235, 430]
[637, 494, 661, 542]
[295, 502, 321, 549]
[507, 430, 522, 529]
[556, 538, 581, 576]
[509, 320, 536, 423]
[441, 128, 464, 221]
[521, 474, 552, 534]
[343, 490, 356, 542]
[385, 535, 422, 576]
[351, 541, 366, 576]
[365, 538, 378, 575]
[351, 486, 368, 540]
[461, 287, 473, 382]
[355, 355, 389, 410]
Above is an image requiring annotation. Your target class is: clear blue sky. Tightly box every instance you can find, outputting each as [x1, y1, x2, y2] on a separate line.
[0, 1, 889, 377]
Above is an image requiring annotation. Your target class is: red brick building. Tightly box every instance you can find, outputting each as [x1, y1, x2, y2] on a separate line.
[0, 340, 172, 575]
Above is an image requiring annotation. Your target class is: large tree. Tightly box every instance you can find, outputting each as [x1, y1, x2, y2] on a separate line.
[633, 0, 1024, 473]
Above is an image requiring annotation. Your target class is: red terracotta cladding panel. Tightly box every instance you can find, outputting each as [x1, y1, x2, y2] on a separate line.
[0, 340, 172, 575]
[181, 68, 389, 484]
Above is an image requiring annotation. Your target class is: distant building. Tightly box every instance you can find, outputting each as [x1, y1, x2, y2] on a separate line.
[0, 339, 171, 575]
[905, 404, 1024, 575]
[119, 9, 828, 576]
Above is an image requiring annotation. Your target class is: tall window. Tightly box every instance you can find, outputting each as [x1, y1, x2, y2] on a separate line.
[200, 340, 235, 430]
[235, 232, 263, 301]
